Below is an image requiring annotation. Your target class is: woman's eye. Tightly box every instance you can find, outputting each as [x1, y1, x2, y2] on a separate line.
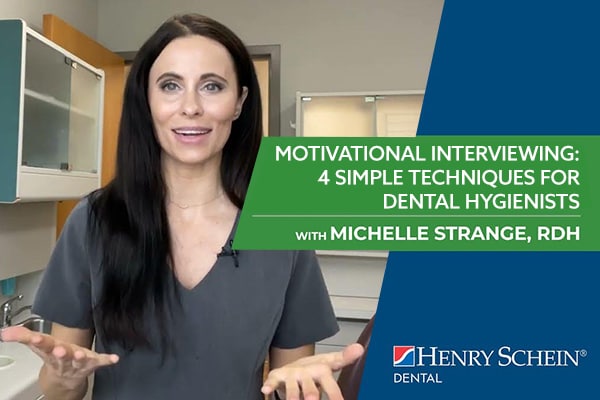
[202, 82, 223, 93]
[160, 81, 180, 92]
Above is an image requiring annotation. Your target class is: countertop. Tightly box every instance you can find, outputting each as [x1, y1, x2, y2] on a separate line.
[0, 341, 43, 400]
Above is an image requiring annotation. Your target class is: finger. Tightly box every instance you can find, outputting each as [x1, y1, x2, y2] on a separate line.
[285, 377, 301, 400]
[71, 349, 87, 370]
[318, 375, 343, 400]
[82, 350, 119, 371]
[53, 344, 75, 360]
[328, 343, 365, 370]
[57, 350, 118, 377]
[97, 352, 120, 366]
[0, 326, 38, 344]
[1, 326, 62, 360]
[261, 372, 281, 395]
[28, 333, 58, 354]
[69, 349, 118, 375]
[299, 375, 320, 400]
[53, 344, 77, 375]
[341, 343, 365, 366]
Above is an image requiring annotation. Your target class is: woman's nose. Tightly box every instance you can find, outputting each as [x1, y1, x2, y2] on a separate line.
[181, 90, 203, 116]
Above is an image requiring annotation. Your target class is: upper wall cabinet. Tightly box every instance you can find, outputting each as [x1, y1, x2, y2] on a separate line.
[0, 19, 104, 203]
[295, 90, 424, 137]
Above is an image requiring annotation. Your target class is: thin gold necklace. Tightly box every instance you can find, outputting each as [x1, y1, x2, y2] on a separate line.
[167, 191, 225, 209]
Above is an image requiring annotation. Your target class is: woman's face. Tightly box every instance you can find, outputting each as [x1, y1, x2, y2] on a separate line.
[148, 35, 247, 169]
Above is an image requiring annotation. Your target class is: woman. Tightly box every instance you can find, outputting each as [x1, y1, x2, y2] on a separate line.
[1, 13, 363, 400]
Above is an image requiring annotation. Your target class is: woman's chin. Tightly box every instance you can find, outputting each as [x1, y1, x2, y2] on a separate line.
[164, 152, 222, 169]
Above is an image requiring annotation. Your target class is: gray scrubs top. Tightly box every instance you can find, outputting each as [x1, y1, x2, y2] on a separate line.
[33, 201, 339, 399]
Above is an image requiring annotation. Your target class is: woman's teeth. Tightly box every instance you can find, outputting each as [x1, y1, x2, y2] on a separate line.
[173, 128, 211, 136]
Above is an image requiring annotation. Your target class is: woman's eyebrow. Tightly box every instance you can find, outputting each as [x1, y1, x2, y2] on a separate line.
[155, 72, 228, 83]
[199, 72, 228, 83]
[155, 72, 183, 82]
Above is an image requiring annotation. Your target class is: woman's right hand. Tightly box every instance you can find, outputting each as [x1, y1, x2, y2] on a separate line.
[1, 325, 119, 381]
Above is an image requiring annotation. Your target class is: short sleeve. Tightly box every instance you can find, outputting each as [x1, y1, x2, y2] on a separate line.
[32, 200, 94, 329]
[271, 250, 339, 348]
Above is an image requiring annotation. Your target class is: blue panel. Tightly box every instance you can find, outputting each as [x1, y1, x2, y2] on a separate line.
[0, 20, 24, 202]
[360, 0, 600, 398]
[418, 1, 600, 136]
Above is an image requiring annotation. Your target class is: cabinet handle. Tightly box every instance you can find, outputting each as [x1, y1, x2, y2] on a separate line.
[63, 57, 78, 69]
[35, 395, 45, 400]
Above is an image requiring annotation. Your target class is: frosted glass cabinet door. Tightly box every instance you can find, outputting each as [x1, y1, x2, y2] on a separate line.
[22, 34, 102, 174]
[375, 94, 424, 137]
[69, 60, 101, 174]
[301, 95, 375, 137]
[22, 32, 72, 170]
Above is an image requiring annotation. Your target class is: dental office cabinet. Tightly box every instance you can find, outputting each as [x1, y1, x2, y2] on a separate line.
[0, 19, 104, 204]
[294, 90, 424, 138]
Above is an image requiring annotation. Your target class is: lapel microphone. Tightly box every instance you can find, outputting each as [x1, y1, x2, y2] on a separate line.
[218, 239, 239, 267]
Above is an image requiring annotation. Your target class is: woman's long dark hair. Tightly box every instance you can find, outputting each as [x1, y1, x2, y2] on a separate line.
[88, 14, 263, 350]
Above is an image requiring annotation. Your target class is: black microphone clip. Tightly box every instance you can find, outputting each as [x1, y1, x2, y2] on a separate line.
[218, 240, 240, 268]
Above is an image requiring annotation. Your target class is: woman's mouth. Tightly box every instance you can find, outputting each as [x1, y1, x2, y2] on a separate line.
[172, 127, 213, 136]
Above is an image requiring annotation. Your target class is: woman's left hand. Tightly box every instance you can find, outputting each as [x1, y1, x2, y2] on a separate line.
[261, 343, 364, 400]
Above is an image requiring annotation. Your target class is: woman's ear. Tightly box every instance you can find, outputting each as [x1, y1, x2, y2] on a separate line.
[234, 86, 249, 120]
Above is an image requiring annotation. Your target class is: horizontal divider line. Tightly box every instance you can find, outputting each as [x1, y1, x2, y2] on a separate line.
[251, 214, 581, 218]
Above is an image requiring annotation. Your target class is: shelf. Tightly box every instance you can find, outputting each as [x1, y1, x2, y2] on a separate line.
[24, 88, 96, 119]
[20, 165, 97, 177]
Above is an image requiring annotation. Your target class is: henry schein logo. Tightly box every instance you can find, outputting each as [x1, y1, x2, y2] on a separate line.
[392, 345, 586, 368]
[391, 345, 587, 385]
[393, 346, 415, 367]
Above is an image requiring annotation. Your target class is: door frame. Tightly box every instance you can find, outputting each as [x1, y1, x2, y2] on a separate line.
[248, 44, 280, 136]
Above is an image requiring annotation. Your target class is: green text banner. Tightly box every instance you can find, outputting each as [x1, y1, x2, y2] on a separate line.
[234, 136, 600, 251]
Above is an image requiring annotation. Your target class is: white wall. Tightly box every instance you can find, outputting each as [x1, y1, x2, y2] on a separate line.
[96, 0, 444, 135]
[0, 0, 98, 38]
[0, 202, 56, 318]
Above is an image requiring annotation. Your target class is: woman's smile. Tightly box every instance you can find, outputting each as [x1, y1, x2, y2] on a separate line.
[172, 126, 213, 143]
